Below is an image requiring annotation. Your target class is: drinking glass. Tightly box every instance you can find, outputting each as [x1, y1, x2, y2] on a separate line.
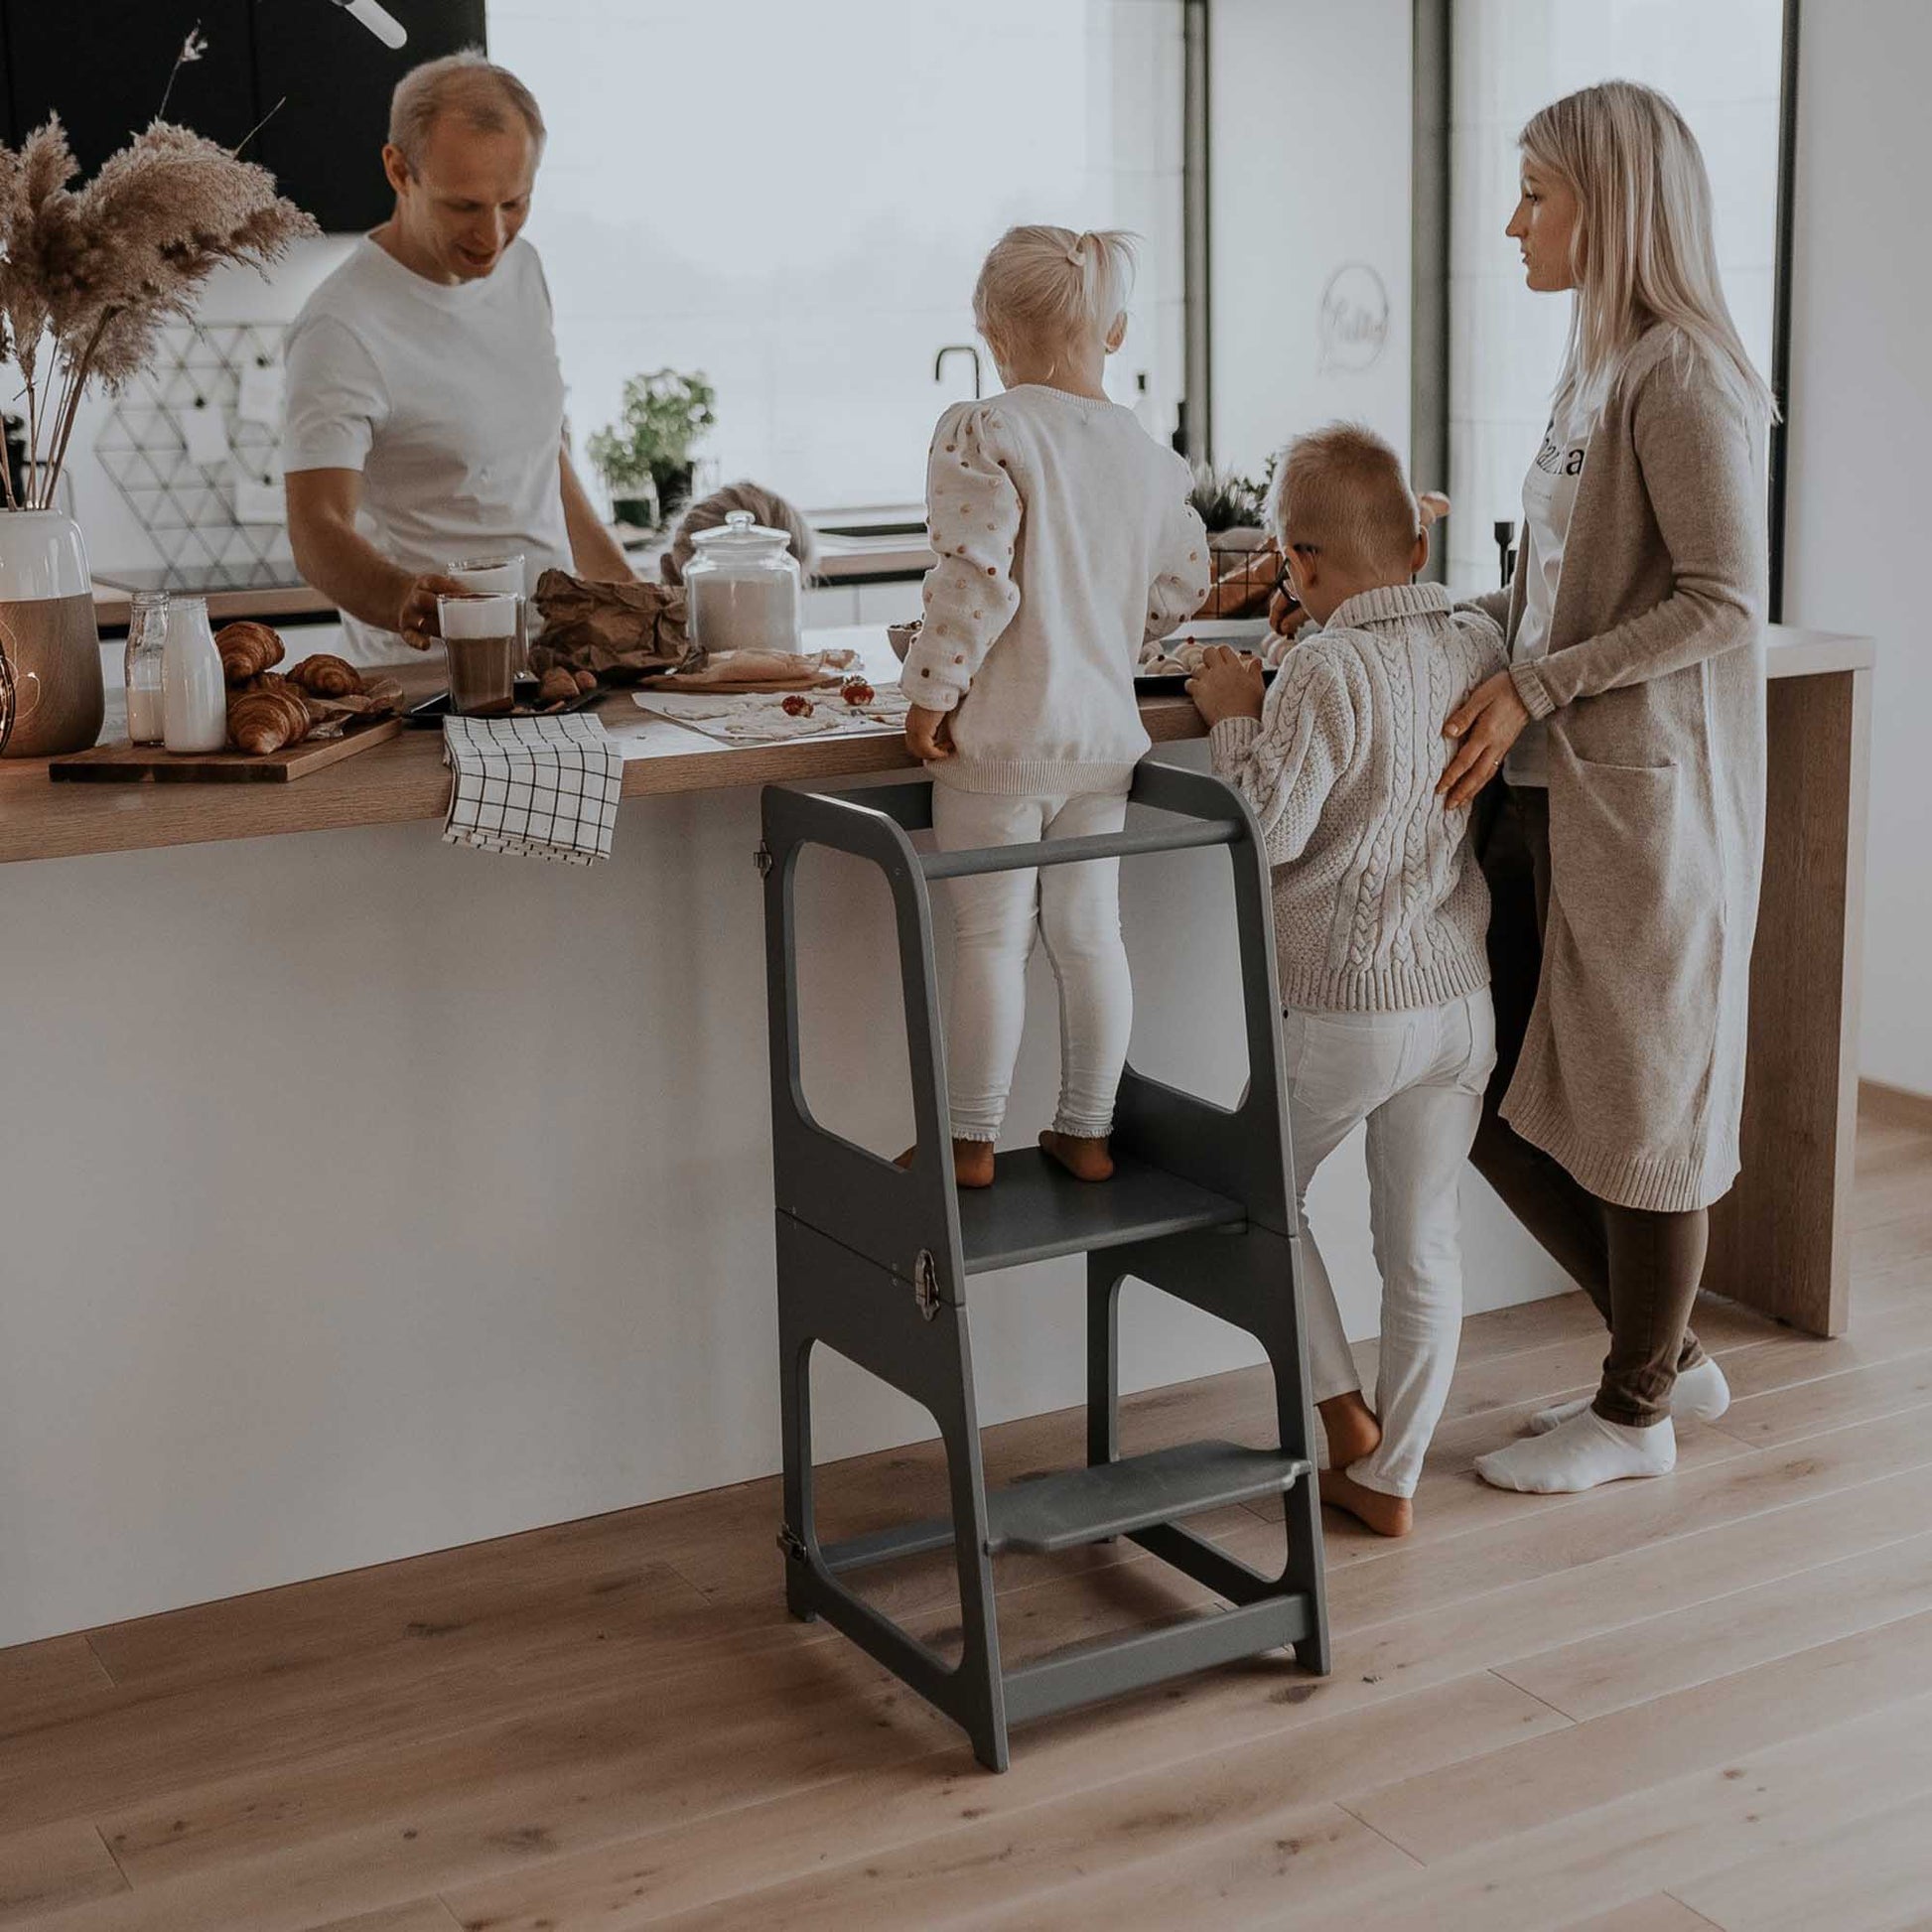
[446, 553, 527, 674]
[437, 591, 519, 717]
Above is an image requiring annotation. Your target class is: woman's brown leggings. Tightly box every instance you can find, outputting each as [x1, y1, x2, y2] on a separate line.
[1470, 785, 1709, 1430]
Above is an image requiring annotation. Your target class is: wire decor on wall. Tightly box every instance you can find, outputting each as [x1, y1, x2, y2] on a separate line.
[93, 322, 296, 585]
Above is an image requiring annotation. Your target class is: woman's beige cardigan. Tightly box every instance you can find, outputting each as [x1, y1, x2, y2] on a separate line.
[1469, 325, 1769, 1213]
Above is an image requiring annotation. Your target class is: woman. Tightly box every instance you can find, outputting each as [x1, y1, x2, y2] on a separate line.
[1437, 80, 1773, 1494]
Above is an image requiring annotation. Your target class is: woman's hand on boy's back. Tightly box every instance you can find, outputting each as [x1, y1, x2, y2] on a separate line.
[905, 703, 955, 761]
[1186, 645, 1266, 727]
[1437, 670, 1531, 808]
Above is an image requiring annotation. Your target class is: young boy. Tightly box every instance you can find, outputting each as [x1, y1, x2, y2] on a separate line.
[1188, 423, 1505, 1537]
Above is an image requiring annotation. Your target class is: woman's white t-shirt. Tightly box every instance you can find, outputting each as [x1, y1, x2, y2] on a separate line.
[282, 235, 573, 664]
[1506, 392, 1593, 785]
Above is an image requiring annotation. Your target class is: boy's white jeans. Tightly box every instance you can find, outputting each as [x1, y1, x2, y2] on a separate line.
[1288, 989, 1497, 1499]
[930, 786, 1131, 1143]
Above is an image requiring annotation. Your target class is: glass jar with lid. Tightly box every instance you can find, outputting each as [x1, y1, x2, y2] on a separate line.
[682, 510, 802, 656]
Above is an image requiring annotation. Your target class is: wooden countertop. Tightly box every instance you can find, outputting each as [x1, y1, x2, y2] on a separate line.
[0, 624, 1874, 868]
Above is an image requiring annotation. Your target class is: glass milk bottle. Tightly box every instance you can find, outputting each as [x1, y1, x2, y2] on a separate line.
[683, 510, 802, 655]
[123, 590, 169, 745]
[162, 595, 228, 753]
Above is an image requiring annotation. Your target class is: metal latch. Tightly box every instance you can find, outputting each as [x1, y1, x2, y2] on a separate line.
[913, 1249, 941, 1321]
[777, 1525, 807, 1562]
[753, 842, 774, 878]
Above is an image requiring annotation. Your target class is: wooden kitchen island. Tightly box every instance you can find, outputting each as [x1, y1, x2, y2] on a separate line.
[0, 622, 1873, 1649]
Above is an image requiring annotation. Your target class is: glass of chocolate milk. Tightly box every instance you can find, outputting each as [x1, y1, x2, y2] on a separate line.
[437, 592, 519, 716]
[446, 554, 528, 674]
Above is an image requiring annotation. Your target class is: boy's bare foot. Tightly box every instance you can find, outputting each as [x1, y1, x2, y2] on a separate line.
[1038, 1130, 1115, 1181]
[952, 1138, 996, 1188]
[1317, 1390, 1382, 1467]
[1318, 1467, 1413, 1538]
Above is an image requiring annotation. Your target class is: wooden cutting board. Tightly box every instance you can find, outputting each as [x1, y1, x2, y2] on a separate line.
[49, 715, 404, 783]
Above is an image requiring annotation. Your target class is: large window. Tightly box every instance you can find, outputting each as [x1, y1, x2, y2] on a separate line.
[1447, 0, 1785, 595]
[489, 0, 1187, 514]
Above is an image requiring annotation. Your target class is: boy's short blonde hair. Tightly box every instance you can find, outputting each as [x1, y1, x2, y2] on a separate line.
[973, 224, 1137, 373]
[1267, 422, 1421, 576]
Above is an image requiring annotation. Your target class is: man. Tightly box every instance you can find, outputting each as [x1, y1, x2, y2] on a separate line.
[282, 52, 631, 663]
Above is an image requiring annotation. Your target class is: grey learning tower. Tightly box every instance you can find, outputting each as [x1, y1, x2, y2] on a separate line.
[759, 763, 1331, 1771]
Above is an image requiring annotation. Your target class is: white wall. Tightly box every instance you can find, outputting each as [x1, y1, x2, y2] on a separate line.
[1209, 0, 1413, 481]
[1782, 0, 1932, 1096]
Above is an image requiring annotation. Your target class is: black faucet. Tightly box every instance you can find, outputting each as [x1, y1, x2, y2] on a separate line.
[933, 344, 983, 399]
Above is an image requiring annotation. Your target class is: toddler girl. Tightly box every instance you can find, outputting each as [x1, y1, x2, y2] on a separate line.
[902, 224, 1208, 1188]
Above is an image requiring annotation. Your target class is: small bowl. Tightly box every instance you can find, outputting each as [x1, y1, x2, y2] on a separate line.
[887, 619, 920, 663]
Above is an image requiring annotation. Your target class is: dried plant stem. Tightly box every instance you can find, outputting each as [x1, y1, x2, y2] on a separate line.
[38, 317, 110, 507]
[23, 377, 41, 512]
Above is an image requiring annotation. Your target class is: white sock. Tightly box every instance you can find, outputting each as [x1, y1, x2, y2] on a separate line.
[1475, 1408, 1676, 1495]
[1529, 1357, 1731, 1436]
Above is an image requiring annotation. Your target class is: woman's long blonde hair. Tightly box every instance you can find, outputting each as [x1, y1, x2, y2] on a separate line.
[1522, 80, 1774, 421]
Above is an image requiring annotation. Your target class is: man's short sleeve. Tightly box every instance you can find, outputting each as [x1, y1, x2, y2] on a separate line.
[281, 314, 389, 475]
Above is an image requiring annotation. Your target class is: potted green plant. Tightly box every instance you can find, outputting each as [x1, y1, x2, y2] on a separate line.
[589, 369, 716, 529]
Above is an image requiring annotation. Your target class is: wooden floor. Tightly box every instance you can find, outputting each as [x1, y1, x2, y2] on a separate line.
[4, 1113, 1930, 1932]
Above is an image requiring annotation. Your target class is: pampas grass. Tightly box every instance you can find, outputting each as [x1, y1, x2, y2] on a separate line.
[0, 115, 317, 510]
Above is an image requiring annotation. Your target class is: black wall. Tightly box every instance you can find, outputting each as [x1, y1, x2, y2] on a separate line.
[0, 0, 487, 232]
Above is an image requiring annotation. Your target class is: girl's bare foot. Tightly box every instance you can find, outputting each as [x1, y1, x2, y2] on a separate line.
[1317, 1390, 1382, 1467]
[1318, 1467, 1413, 1538]
[1038, 1130, 1114, 1181]
[952, 1138, 996, 1188]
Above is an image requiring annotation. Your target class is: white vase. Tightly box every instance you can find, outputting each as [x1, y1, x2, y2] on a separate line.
[0, 510, 103, 759]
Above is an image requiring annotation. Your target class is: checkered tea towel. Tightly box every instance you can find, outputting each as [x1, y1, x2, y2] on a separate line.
[441, 713, 623, 865]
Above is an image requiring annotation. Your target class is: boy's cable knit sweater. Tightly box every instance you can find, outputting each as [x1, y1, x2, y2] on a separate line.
[1209, 582, 1507, 1013]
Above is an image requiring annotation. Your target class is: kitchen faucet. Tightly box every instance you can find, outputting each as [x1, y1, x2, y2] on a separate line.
[933, 344, 983, 399]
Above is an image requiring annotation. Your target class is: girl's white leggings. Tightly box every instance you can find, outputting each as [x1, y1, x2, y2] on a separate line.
[930, 785, 1132, 1143]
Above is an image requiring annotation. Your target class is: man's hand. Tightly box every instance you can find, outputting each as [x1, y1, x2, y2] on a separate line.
[397, 572, 473, 651]
[905, 703, 954, 761]
[1438, 669, 1532, 808]
[1186, 644, 1266, 727]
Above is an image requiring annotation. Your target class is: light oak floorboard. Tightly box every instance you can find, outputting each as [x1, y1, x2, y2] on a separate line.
[1347, 1609, 1932, 1864]
[0, 1825, 124, 1925]
[1673, 1787, 1932, 1932]
[441, 1673, 1547, 1930]
[0, 1122, 1923, 1932]
[1495, 1523, 1932, 1721]
[1558, 1901, 1724, 1932]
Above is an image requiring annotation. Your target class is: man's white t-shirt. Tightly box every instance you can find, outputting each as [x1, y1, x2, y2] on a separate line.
[1506, 392, 1592, 786]
[282, 234, 573, 663]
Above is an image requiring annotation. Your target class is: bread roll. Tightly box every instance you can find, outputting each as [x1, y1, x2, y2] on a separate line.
[215, 621, 284, 685]
[227, 686, 312, 756]
[287, 653, 363, 699]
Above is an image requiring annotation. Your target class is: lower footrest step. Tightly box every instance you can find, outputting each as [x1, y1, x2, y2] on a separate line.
[985, 1440, 1311, 1556]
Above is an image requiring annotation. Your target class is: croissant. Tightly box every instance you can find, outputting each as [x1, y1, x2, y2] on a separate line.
[216, 621, 284, 685]
[287, 653, 364, 698]
[227, 686, 313, 756]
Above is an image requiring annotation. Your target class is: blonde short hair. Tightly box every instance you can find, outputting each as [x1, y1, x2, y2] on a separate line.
[972, 224, 1137, 374]
[388, 52, 546, 173]
[1268, 423, 1420, 576]
[659, 481, 819, 586]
